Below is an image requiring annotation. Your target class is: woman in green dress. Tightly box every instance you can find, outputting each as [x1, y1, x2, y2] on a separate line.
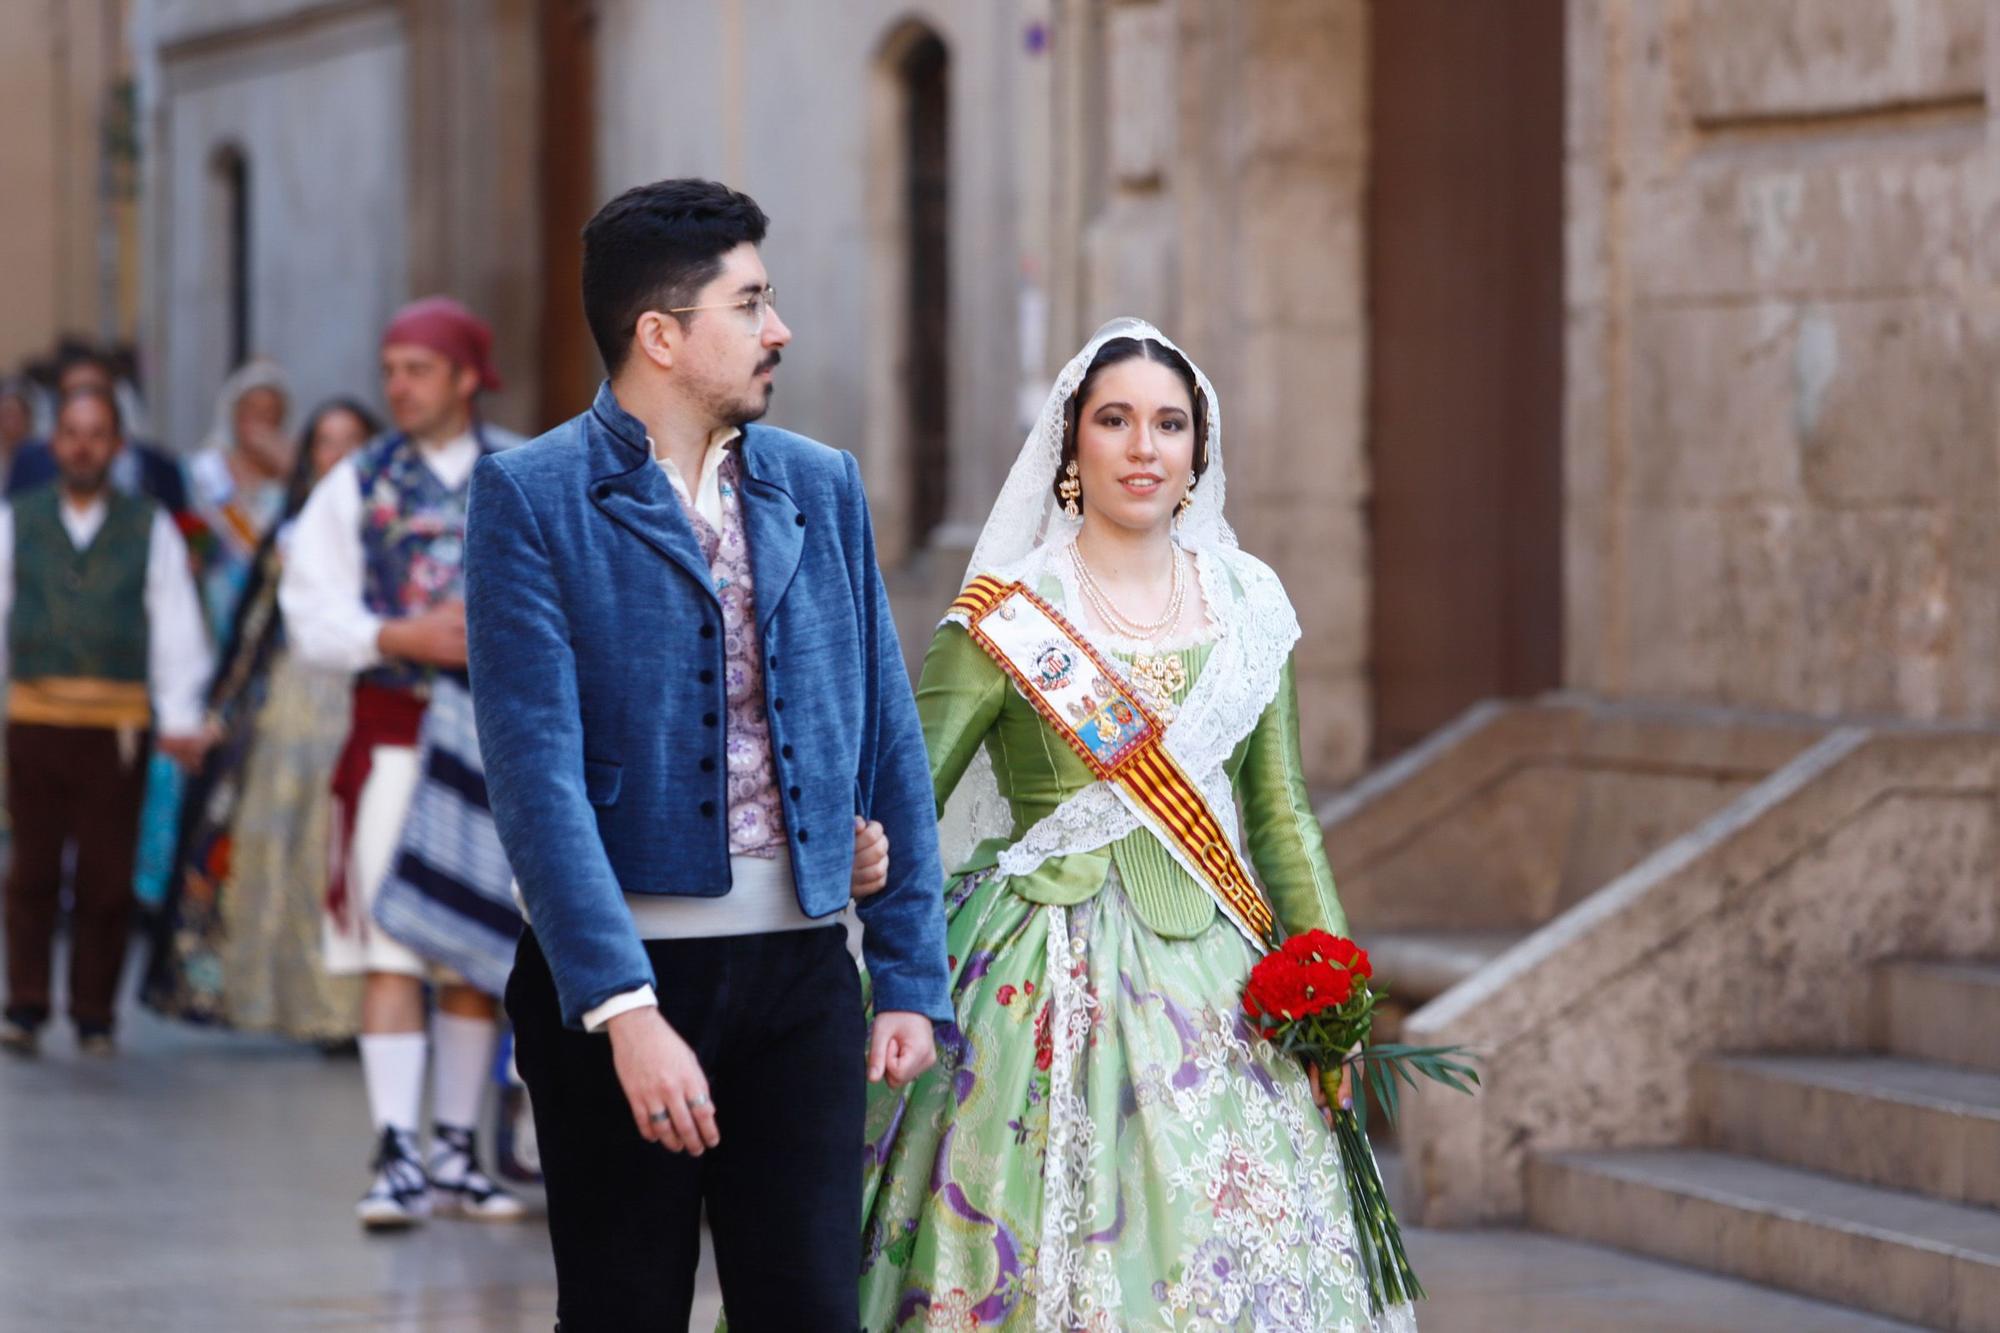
[858, 319, 1415, 1332]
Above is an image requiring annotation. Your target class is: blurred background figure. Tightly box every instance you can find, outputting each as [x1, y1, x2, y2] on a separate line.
[0, 386, 212, 1058]
[7, 348, 187, 514]
[183, 358, 296, 637]
[128, 358, 298, 916]
[0, 379, 43, 483]
[144, 397, 379, 1045]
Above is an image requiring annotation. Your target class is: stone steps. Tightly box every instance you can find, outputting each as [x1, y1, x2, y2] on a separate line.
[1695, 1054, 2000, 1208]
[1881, 960, 2000, 1075]
[1527, 1148, 2000, 1332]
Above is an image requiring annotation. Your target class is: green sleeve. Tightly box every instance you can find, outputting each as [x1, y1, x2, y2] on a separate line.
[1237, 656, 1349, 938]
[915, 622, 1009, 814]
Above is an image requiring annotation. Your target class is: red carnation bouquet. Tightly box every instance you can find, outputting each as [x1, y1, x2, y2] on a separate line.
[1242, 930, 1478, 1313]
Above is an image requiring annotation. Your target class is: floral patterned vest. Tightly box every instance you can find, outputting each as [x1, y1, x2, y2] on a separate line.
[353, 430, 497, 693]
[670, 449, 786, 858]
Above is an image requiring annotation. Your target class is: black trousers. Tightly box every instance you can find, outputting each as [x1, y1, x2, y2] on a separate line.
[508, 926, 866, 1332]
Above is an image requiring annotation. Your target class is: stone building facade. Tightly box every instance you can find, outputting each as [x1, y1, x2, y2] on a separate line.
[1566, 0, 2000, 723]
[122, 0, 2000, 787]
[0, 0, 142, 376]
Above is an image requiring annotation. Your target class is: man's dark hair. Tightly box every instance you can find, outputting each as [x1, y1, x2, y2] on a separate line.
[54, 342, 116, 390]
[57, 384, 122, 438]
[581, 179, 770, 375]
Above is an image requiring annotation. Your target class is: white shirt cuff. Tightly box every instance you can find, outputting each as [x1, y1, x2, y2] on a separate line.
[582, 986, 658, 1033]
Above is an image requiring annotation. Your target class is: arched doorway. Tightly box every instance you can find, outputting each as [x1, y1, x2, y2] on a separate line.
[865, 21, 951, 565]
[209, 142, 251, 368]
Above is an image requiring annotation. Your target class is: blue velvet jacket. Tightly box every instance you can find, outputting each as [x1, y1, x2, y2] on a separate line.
[464, 384, 950, 1028]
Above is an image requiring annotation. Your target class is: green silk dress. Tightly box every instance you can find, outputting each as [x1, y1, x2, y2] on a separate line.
[857, 588, 1418, 1332]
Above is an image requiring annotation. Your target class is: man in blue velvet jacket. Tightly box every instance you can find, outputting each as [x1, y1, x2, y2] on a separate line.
[463, 179, 949, 1330]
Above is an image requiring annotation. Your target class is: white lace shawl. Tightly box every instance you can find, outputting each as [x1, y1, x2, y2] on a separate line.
[940, 539, 1300, 926]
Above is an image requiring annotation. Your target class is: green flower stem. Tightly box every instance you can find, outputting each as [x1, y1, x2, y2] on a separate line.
[1331, 1106, 1425, 1313]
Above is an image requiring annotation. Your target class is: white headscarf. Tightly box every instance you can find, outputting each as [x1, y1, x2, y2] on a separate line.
[939, 319, 1302, 905]
[199, 358, 293, 460]
[963, 316, 1235, 585]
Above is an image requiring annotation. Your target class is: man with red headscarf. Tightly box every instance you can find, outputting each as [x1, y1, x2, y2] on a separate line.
[280, 297, 528, 1230]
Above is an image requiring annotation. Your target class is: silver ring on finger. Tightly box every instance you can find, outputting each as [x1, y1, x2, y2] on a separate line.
[649, 1110, 671, 1125]
[687, 1092, 711, 1110]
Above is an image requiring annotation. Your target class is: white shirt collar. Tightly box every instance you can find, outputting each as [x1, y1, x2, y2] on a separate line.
[58, 491, 110, 548]
[649, 426, 742, 529]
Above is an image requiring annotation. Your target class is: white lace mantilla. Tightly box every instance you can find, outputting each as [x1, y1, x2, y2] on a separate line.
[943, 540, 1300, 944]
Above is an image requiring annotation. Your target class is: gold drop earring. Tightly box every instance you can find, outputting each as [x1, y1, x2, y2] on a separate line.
[1175, 476, 1197, 525]
[1059, 460, 1082, 519]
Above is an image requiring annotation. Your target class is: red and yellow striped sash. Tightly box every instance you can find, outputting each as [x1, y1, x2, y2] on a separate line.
[947, 578, 1276, 945]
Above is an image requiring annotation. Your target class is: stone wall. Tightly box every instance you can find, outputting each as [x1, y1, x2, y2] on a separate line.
[139, 0, 544, 452]
[0, 1, 136, 375]
[1565, 0, 2000, 722]
[1050, 0, 1372, 780]
[1402, 724, 2000, 1224]
[594, 0, 1030, 566]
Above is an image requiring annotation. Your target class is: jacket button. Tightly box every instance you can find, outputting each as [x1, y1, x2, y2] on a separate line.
[700, 756, 715, 772]
[781, 744, 794, 759]
[700, 669, 714, 684]
[703, 713, 717, 727]
[797, 829, 810, 844]
[774, 698, 785, 712]
[700, 624, 715, 639]
[788, 785, 801, 800]
[794, 514, 806, 527]
[700, 800, 716, 817]
[768, 654, 779, 670]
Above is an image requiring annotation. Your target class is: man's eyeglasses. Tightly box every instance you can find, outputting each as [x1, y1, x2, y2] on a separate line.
[666, 285, 779, 333]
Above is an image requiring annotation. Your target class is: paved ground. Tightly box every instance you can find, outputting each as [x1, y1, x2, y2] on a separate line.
[0, 971, 1925, 1332]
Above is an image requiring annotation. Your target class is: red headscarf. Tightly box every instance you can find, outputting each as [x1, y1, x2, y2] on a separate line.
[380, 295, 503, 393]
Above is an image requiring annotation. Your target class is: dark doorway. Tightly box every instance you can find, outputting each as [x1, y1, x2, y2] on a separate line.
[1367, 0, 1565, 758]
[211, 144, 251, 369]
[537, 0, 599, 429]
[900, 31, 950, 550]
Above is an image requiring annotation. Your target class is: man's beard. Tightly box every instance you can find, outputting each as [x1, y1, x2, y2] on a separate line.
[718, 352, 782, 428]
[59, 466, 111, 496]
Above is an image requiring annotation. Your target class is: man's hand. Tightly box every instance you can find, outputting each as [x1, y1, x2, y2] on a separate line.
[867, 1011, 936, 1088]
[157, 723, 218, 771]
[850, 817, 889, 899]
[605, 1006, 720, 1155]
[378, 599, 467, 668]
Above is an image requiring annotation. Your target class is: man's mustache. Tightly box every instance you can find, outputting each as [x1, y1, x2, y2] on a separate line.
[757, 352, 782, 375]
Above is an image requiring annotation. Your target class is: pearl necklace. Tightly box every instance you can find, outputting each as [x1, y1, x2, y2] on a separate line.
[1069, 542, 1191, 720]
[1069, 542, 1186, 641]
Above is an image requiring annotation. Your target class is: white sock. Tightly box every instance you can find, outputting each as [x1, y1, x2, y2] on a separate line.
[430, 1011, 497, 1133]
[359, 1032, 427, 1136]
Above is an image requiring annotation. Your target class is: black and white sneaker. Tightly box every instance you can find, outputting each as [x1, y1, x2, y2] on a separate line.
[356, 1126, 431, 1231]
[428, 1124, 528, 1221]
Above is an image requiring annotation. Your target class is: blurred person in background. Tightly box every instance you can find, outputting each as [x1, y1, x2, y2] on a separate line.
[0, 379, 42, 480]
[145, 398, 381, 1045]
[281, 298, 527, 1229]
[182, 359, 297, 637]
[130, 359, 300, 916]
[0, 387, 213, 1058]
[7, 347, 188, 514]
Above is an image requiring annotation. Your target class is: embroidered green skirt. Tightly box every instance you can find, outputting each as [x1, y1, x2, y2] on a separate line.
[859, 866, 1417, 1332]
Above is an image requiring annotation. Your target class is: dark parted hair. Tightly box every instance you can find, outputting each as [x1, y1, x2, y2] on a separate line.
[1052, 337, 1210, 507]
[580, 178, 771, 375]
[286, 397, 382, 520]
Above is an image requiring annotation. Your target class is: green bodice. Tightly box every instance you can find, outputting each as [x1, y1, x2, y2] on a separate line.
[918, 585, 1346, 941]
